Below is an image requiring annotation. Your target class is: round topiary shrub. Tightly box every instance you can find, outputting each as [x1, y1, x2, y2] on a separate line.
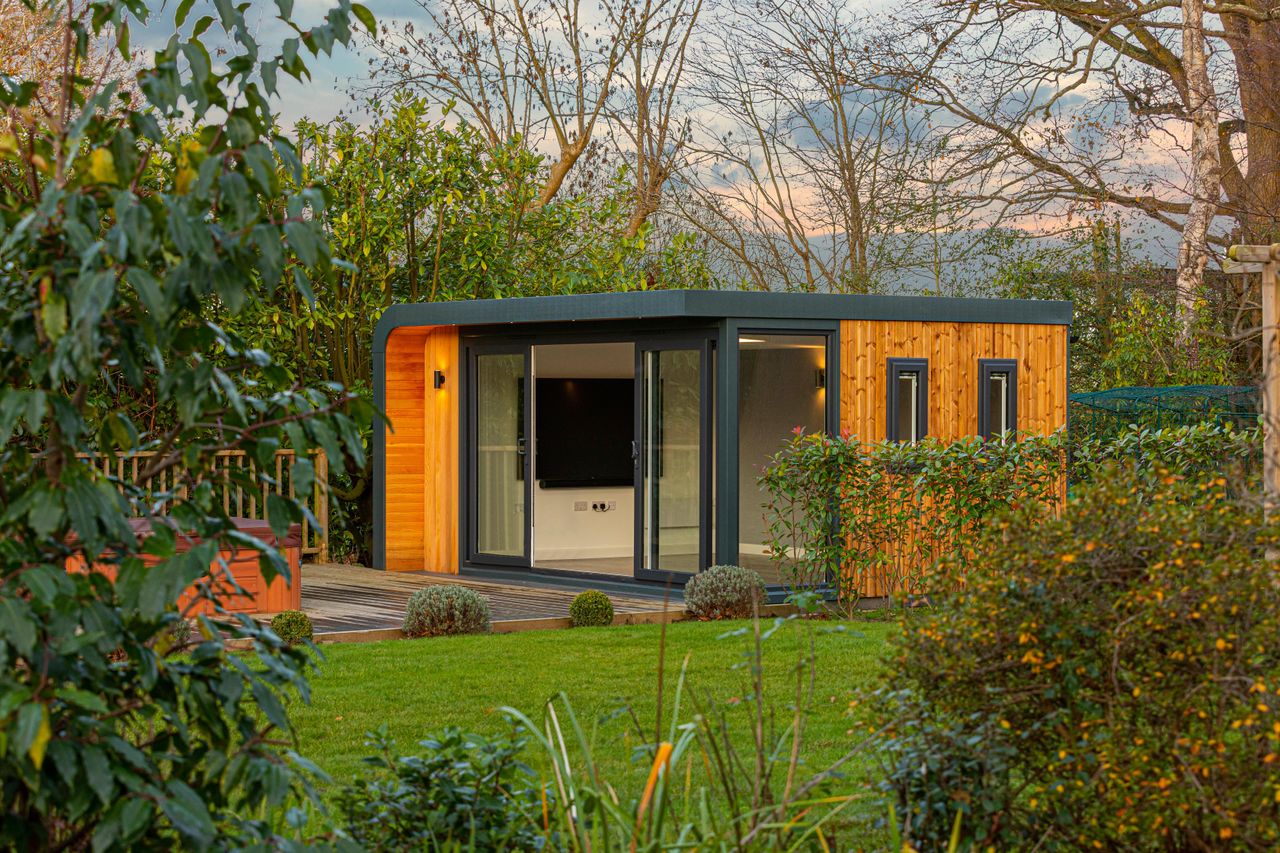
[684, 565, 766, 620]
[403, 585, 492, 638]
[568, 589, 614, 627]
[269, 610, 314, 646]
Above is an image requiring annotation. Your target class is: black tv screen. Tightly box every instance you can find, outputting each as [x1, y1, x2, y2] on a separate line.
[535, 378, 634, 488]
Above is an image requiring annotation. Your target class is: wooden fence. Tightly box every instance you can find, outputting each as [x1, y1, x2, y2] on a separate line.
[78, 449, 330, 562]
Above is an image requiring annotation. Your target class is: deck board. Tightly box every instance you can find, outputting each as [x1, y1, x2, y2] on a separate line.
[300, 563, 676, 633]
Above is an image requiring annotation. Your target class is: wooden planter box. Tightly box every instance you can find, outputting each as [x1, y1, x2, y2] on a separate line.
[67, 517, 302, 617]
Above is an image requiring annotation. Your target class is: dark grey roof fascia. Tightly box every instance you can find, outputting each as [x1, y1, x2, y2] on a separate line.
[372, 290, 1072, 353]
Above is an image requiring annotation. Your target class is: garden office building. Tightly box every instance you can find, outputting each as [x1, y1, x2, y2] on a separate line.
[372, 290, 1071, 586]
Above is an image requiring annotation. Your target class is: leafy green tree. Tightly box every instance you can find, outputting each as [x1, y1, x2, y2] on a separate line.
[984, 221, 1238, 390]
[0, 0, 374, 848]
[224, 94, 718, 561]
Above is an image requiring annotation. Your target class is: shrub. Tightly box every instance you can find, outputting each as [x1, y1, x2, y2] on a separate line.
[875, 693, 1020, 850]
[760, 431, 1066, 603]
[1069, 420, 1261, 485]
[269, 610, 314, 645]
[0, 0, 368, 847]
[403, 585, 492, 637]
[684, 565, 766, 620]
[568, 589, 614, 627]
[872, 465, 1280, 850]
[336, 725, 547, 850]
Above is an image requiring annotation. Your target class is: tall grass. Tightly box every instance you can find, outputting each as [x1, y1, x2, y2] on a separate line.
[502, 610, 882, 851]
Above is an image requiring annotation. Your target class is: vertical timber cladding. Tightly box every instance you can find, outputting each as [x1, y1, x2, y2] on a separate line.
[839, 320, 1068, 441]
[837, 319, 1068, 597]
[383, 326, 460, 572]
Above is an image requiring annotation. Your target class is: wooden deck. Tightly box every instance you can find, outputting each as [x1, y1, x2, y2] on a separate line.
[300, 563, 678, 634]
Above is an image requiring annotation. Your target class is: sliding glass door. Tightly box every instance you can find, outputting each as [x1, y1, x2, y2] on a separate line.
[469, 345, 530, 565]
[635, 339, 713, 581]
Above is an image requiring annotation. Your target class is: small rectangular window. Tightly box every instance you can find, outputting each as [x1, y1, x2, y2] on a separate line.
[979, 359, 1018, 440]
[886, 358, 928, 442]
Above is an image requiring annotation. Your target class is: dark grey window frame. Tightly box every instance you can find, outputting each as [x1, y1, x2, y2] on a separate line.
[978, 358, 1018, 439]
[886, 358, 928, 442]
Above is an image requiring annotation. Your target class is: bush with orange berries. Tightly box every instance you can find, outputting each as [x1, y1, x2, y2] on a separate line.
[874, 464, 1280, 850]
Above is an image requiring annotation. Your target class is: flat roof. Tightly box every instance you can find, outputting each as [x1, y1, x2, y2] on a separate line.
[374, 290, 1071, 351]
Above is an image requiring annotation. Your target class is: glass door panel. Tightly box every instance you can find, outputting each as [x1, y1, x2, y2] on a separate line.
[474, 350, 528, 561]
[638, 344, 709, 577]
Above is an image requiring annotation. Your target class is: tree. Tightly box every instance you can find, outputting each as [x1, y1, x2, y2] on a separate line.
[0, 0, 372, 847]
[609, 0, 703, 238]
[873, 0, 1280, 336]
[223, 95, 678, 561]
[0, 0, 139, 132]
[987, 220, 1241, 388]
[364, 0, 701, 237]
[672, 0, 963, 293]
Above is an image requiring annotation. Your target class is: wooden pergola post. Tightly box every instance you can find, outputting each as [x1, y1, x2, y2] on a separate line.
[1227, 243, 1280, 512]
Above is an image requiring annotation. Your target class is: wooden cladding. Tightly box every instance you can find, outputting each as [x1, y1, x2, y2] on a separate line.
[838, 319, 1068, 598]
[383, 326, 460, 572]
[839, 320, 1068, 442]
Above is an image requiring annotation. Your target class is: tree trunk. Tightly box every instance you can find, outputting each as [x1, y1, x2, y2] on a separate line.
[1221, 7, 1280, 246]
[1173, 0, 1221, 362]
[527, 142, 586, 212]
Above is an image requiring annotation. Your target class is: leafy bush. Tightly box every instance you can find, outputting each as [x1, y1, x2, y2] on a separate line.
[875, 693, 1020, 850]
[0, 0, 370, 848]
[873, 465, 1280, 850]
[684, 565, 766, 620]
[335, 725, 547, 851]
[270, 610, 314, 646]
[1069, 420, 1260, 486]
[761, 431, 1067, 604]
[568, 589, 614, 627]
[403, 585, 492, 638]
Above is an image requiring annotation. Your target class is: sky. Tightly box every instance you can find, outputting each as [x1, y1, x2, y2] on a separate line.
[125, 0, 1186, 269]
[131, 0, 427, 128]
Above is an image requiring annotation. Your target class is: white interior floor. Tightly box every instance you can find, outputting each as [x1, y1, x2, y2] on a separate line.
[532, 556, 634, 577]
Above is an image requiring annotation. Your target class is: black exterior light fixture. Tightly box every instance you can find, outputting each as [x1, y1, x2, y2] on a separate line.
[433, 369, 446, 389]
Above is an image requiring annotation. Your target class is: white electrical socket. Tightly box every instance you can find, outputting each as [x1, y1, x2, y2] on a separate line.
[574, 501, 588, 512]
[606, 500, 616, 511]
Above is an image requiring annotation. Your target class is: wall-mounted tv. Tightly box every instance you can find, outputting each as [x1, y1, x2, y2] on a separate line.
[535, 378, 634, 488]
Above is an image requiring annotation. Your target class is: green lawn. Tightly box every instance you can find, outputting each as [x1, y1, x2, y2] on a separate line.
[291, 618, 895, 808]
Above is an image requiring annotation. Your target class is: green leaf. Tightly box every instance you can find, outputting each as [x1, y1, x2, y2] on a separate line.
[0, 596, 36, 657]
[158, 780, 217, 846]
[41, 293, 68, 341]
[284, 220, 319, 267]
[290, 266, 315, 307]
[81, 746, 113, 804]
[266, 492, 294, 541]
[351, 3, 376, 35]
[14, 703, 51, 770]
[55, 686, 109, 714]
[175, 0, 196, 27]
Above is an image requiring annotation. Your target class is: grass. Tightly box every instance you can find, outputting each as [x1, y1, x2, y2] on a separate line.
[290, 617, 895, 807]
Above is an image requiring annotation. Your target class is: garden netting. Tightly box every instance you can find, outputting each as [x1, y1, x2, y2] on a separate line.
[1069, 385, 1259, 439]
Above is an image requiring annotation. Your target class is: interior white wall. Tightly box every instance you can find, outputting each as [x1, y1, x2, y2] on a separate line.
[533, 486, 634, 560]
[737, 340, 826, 554]
[531, 342, 635, 564]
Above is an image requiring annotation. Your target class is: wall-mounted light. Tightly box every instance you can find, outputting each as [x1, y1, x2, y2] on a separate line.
[814, 368, 826, 390]
[433, 370, 446, 390]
